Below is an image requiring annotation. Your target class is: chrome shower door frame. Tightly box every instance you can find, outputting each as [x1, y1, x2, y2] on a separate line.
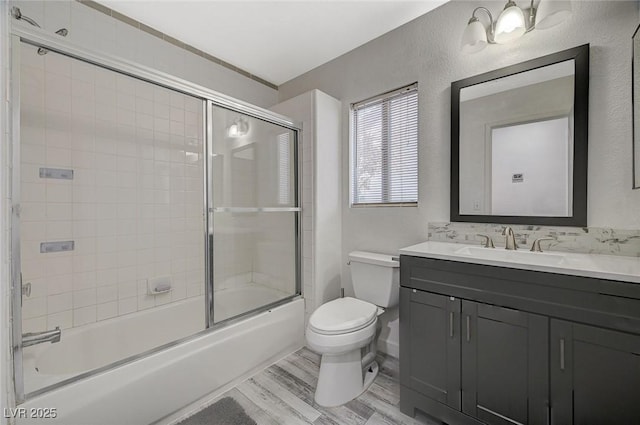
[8, 23, 302, 404]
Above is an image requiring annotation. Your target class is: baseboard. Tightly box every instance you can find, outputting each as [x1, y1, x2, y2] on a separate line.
[377, 338, 399, 358]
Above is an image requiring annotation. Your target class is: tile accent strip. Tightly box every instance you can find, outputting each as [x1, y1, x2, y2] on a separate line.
[77, 0, 278, 90]
[428, 222, 640, 258]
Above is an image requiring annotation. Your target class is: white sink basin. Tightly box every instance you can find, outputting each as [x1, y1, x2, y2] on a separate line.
[454, 246, 567, 266]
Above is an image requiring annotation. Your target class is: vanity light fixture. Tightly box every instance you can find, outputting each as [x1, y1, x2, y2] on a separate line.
[460, 0, 571, 54]
[227, 117, 250, 138]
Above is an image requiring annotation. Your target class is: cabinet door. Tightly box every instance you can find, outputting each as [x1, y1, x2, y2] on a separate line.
[461, 301, 549, 425]
[400, 288, 461, 409]
[550, 320, 640, 425]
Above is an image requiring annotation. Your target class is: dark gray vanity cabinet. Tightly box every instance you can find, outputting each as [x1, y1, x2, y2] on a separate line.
[399, 255, 640, 425]
[550, 320, 640, 425]
[400, 289, 461, 410]
[400, 288, 548, 425]
[461, 301, 548, 425]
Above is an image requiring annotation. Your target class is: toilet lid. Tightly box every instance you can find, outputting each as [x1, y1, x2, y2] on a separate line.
[309, 297, 378, 335]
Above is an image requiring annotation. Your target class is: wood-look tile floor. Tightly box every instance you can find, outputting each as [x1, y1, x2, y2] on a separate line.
[184, 348, 438, 425]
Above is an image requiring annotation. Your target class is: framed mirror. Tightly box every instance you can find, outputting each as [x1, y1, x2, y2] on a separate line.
[451, 45, 589, 226]
[633, 24, 640, 189]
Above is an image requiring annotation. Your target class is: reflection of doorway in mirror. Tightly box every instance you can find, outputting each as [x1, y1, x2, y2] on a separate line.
[490, 117, 570, 216]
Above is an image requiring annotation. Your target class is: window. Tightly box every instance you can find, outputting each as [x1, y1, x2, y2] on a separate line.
[351, 83, 418, 206]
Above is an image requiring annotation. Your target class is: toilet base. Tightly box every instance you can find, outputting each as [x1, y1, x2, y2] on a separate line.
[314, 350, 379, 407]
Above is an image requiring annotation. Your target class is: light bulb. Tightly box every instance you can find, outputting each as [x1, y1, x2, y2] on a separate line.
[227, 124, 239, 138]
[495, 2, 526, 44]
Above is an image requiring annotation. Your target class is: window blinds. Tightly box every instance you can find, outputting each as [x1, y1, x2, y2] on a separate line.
[351, 83, 418, 206]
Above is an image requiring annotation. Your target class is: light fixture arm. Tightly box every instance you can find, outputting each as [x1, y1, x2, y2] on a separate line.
[526, 0, 537, 33]
[470, 6, 497, 44]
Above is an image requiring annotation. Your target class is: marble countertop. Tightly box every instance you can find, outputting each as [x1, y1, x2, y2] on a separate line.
[399, 241, 640, 284]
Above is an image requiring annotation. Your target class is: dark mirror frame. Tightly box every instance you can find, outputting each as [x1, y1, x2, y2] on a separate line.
[451, 44, 589, 227]
[633, 24, 640, 189]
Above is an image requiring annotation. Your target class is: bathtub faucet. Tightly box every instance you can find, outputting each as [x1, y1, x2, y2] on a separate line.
[22, 327, 61, 347]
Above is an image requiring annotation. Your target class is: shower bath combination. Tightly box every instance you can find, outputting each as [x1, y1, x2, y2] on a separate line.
[7, 9, 303, 424]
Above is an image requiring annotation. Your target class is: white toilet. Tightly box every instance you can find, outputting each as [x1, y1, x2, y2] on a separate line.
[306, 251, 399, 407]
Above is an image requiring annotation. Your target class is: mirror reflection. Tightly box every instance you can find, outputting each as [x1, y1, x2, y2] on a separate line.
[458, 60, 575, 217]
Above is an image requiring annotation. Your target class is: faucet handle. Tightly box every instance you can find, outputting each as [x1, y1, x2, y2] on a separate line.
[530, 237, 555, 252]
[476, 234, 495, 248]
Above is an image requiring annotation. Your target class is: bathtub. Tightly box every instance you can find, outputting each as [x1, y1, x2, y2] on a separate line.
[18, 291, 304, 425]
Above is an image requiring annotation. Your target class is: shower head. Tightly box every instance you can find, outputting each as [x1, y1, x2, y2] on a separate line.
[11, 6, 41, 28]
[10, 7, 69, 55]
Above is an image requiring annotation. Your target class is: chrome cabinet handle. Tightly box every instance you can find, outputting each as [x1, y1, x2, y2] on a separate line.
[449, 312, 454, 338]
[466, 316, 471, 342]
[560, 338, 565, 370]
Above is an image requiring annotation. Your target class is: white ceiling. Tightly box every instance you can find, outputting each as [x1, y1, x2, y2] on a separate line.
[97, 1, 449, 86]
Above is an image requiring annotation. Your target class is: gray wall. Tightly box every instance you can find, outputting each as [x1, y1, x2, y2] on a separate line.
[279, 0, 640, 354]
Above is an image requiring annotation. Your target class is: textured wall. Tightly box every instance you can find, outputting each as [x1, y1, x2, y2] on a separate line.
[278, 0, 640, 355]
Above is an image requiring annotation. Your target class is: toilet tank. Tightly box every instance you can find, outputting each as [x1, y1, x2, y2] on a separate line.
[349, 251, 399, 308]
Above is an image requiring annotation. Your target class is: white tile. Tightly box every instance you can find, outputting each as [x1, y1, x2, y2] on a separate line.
[23, 317, 47, 333]
[45, 52, 71, 77]
[117, 266, 137, 284]
[47, 274, 73, 295]
[96, 268, 118, 287]
[73, 255, 96, 273]
[21, 221, 45, 242]
[22, 183, 46, 203]
[46, 220, 72, 240]
[74, 238, 96, 256]
[45, 129, 71, 149]
[73, 220, 96, 238]
[96, 302, 118, 321]
[73, 305, 96, 326]
[22, 145, 46, 165]
[23, 297, 47, 319]
[73, 204, 96, 220]
[45, 147, 72, 167]
[48, 292, 72, 314]
[116, 75, 136, 95]
[97, 285, 118, 304]
[72, 271, 97, 291]
[73, 288, 96, 309]
[47, 310, 72, 330]
[137, 294, 155, 311]
[118, 297, 137, 316]
[45, 256, 73, 277]
[46, 184, 72, 203]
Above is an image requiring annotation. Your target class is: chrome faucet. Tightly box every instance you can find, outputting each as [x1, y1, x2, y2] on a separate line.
[530, 237, 555, 252]
[502, 226, 517, 250]
[22, 327, 61, 348]
[477, 234, 495, 248]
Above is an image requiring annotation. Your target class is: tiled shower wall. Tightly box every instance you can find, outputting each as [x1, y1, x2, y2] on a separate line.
[19, 45, 205, 332]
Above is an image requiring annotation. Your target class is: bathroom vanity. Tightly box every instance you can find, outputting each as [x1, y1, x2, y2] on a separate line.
[398, 241, 640, 425]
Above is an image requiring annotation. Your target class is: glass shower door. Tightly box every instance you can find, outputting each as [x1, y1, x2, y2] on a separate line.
[209, 104, 300, 323]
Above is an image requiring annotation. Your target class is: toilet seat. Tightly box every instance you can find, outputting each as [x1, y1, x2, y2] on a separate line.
[308, 297, 377, 335]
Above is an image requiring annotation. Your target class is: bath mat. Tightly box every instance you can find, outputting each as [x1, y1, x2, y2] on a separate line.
[177, 396, 257, 425]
